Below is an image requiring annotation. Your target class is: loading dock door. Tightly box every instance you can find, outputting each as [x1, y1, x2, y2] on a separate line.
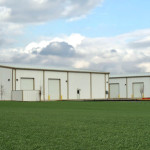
[110, 83, 119, 98]
[48, 79, 60, 100]
[21, 78, 34, 90]
[133, 83, 144, 98]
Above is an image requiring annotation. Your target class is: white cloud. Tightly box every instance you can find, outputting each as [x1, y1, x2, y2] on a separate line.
[65, 34, 85, 48]
[73, 60, 90, 68]
[138, 63, 150, 72]
[23, 34, 85, 53]
[0, 0, 103, 23]
[0, 6, 11, 21]
[0, 0, 5, 4]
[25, 41, 50, 53]
[0, 0, 103, 49]
[0, 22, 23, 48]
[0, 0, 150, 73]
[33, 0, 48, 4]
[1, 29, 150, 73]
[0, 23, 23, 35]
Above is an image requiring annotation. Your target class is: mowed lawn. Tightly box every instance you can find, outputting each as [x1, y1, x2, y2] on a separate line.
[0, 101, 150, 150]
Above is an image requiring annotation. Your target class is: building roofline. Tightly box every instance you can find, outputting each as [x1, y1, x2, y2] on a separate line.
[110, 74, 150, 78]
[0, 64, 110, 74]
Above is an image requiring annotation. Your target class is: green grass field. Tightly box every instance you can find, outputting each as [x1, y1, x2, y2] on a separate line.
[0, 101, 150, 150]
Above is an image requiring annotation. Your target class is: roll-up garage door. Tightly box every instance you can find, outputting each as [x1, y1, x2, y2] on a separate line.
[21, 78, 34, 90]
[110, 83, 119, 98]
[133, 82, 144, 98]
[48, 79, 60, 100]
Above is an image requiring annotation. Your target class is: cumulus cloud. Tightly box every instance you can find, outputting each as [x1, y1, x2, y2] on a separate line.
[110, 49, 117, 53]
[138, 63, 150, 72]
[128, 37, 150, 49]
[39, 42, 76, 57]
[1, 29, 150, 73]
[0, 6, 11, 21]
[73, 60, 90, 68]
[0, 38, 12, 47]
[23, 33, 85, 54]
[0, 23, 23, 48]
[0, 0, 103, 23]
[1, 1, 150, 73]
[0, 0, 103, 48]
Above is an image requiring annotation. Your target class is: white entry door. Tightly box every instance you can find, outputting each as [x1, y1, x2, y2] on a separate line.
[133, 83, 144, 98]
[110, 83, 119, 98]
[48, 79, 60, 100]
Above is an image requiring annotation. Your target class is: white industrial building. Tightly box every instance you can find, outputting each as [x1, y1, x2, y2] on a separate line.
[0, 64, 109, 101]
[109, 74, 150, 99]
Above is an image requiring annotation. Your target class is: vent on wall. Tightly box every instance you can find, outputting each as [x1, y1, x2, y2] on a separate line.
[106, 91, 109, 94]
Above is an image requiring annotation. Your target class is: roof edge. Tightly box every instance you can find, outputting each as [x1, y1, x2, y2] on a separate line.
[0, 64, 110, 74]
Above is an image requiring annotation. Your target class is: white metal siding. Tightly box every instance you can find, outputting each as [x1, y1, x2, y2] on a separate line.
[0, 68, 12, 100]
[48, 79, 60, 100]
[128, 77, 150, 98]
[21, 78, 34, 90]
[12, 91, 23, 101]
[110, 84, 119, 98]
[0, 65, 108, 101]
[92, 74, 105, 99]
[16, 70, 43, 100]
[133, 83, 144, 98]
[110, 77, 150, 98]
[109, 78, 127, 98]
[12, 90, 40, 101]
[68, 72, 90, 99]
[23, 90, 40, 101]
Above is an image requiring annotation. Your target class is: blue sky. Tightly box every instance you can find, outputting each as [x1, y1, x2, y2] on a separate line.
[24, 0, 150, 39]
[1, 0, 150, 73]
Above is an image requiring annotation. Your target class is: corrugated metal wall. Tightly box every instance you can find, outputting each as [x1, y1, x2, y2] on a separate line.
[68, 72, 91, 99]
[23, 90, 40, 101]
[91, 74, 105, 99]
[0, 68, 12, 100]
[44, 71, 67, 100]
[16, 69, 43, 100]
[110, 77, 150, 98]
[12, 90, 22, 101]
[109, 78, 127, 98]
[0, 66, 109, 101]
[109, 83, 119, 98]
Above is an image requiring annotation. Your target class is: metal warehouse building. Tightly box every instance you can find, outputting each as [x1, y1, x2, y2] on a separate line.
[109, 74, 150, 99]
[0, 64, 109, 101]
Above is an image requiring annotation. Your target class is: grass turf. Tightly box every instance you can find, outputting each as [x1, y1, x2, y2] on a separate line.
[0, 101, 150, 150]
